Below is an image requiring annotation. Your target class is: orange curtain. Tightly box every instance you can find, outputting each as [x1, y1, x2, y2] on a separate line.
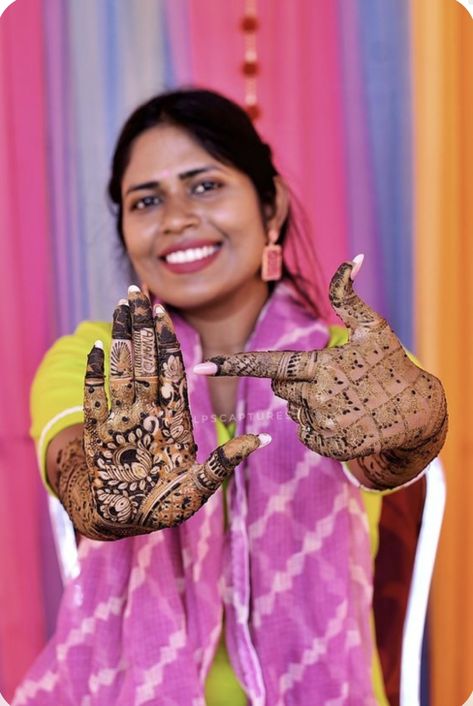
[412, 1, 473, 703]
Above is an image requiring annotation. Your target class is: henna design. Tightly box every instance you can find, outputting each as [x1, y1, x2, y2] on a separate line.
[212, 349, 318, 381]
[85, 346, 105, 383]
[110, 304, 133, 379]
[57, 292, 263, 541]
[130, 293, 158, 382]
[56, 438, 116, 541]
[112, 304, 132, 340]
[110, 341, 133, 377]
[205, 260, 448, 488]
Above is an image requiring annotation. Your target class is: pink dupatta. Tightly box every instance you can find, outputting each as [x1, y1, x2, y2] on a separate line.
[13, 283, 375, 705]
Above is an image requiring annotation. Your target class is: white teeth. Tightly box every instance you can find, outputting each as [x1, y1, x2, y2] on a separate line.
[165, 245, 219, 264]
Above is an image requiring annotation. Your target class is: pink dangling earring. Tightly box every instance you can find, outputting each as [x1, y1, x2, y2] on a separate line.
[261, 228, 282, 281]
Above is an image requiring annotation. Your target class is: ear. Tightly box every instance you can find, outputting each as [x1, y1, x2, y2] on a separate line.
[264, 176, 290, 233]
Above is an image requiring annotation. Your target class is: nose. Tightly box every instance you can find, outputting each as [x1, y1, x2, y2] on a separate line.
[160, 193, 200, 235]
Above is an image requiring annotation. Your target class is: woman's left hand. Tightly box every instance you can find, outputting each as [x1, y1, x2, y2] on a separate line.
[194, 258, 448, 489]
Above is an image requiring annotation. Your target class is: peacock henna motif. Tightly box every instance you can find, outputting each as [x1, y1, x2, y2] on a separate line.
[57, 290, 264, 541]
[204, 259, 448, 489]
[110, 304, 133, 379]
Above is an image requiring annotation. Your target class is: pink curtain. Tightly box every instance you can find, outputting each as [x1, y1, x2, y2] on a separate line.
[0, 0, 61, 698]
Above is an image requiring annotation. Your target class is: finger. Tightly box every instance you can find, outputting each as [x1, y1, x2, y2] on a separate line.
[329, 256, 386, 335]
[194, 349, 319, 382]
[109, 300, 135, 409]
[154, 305, 190, 412]
[195, 433, 272, 494]
[128, 286, 158, 401]
[84, 341, 108, 423]
[271, 379, 307, 405]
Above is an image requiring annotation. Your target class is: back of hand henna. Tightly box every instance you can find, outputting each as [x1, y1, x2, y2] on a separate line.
[58, 290, 265, 541]
[199, 258, 448, 490]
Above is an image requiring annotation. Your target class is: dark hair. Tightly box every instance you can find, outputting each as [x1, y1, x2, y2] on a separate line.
[108, 88, 325, 318]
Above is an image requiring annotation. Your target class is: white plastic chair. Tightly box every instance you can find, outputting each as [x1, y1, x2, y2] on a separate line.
[399, 458, 446, 706]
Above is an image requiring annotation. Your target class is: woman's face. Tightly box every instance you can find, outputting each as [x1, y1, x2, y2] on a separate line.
[121, 124, 273, 311]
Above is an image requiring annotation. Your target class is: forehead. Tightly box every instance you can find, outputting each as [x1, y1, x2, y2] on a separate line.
[122, 124, 220, 184]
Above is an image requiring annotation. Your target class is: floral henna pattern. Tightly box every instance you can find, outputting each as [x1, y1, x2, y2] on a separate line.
[56, 438, 117, 541]
[55, 294, 262, 541]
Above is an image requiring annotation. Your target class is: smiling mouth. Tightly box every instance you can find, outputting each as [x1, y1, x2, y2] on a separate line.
[162, 244, 221, 264]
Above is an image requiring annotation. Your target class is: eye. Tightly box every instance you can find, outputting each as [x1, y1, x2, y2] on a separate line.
[131, 195, 161, 211]
[192, 180, 222, 195]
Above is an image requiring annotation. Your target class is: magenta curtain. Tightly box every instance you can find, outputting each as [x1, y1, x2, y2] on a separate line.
[0, 0, 62, 698]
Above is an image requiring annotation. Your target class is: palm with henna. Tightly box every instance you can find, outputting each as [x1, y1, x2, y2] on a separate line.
[194, 257, 448, 490]
[58, 288, 269, 541]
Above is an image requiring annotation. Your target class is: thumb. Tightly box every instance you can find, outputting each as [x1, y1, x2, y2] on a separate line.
[329, 255, 385, 334]
[201, 433, 272, 489]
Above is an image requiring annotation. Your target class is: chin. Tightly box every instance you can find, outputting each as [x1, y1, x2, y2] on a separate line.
[153, 280, 231, 312]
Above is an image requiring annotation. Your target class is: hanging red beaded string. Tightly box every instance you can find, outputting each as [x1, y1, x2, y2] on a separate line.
[240, 0, 260, 121]
[240, 1, 282, 279]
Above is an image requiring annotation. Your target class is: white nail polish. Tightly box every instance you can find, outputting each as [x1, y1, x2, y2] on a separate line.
[154, 304, 165, 316]
[193, 362, 219, 375]
[94, 340, 104, 350]
[128, 284, 141, 293]
[257, 433, 272, 448]
[118, 298, 128, 306]
[350, 253, 365, 280]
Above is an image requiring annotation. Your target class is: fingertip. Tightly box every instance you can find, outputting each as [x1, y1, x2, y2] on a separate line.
[350, 253, 365, 281]
[257, 433, 272, 448]
[193, 362, 219, 376]
[128, 284, 141, 294]
[117, 298, 129, 306]
[154, 304, 166, 317]
[94, 340, 104, 350]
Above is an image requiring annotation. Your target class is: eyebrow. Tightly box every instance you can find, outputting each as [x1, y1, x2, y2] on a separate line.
[125, 166, 221, 196]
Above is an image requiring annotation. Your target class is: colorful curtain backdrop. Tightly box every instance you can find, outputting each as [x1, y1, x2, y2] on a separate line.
[0, 0, 470, 703]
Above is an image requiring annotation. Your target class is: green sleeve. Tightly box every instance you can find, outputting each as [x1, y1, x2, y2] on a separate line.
[327, 324, 349, 348]
[30, 320, 112, 493]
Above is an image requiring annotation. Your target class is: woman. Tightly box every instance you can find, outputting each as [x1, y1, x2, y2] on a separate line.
[15, 89, 447, 705]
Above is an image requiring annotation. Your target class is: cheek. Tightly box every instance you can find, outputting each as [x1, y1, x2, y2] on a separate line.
[215, 203, 267, 255]
[228, 223, 267, 265]
[122, 218, 156, 256]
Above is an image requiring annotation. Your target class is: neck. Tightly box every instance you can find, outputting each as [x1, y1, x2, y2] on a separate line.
[181, 279, 269, 359]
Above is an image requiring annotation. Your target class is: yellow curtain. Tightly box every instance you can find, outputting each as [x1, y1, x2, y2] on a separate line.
[412, 1, 473, 703]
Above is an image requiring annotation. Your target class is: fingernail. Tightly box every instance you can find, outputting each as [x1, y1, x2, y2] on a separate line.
[128, 284, 141, 294]
[193, 362, 219, 375]
[94, 340, 104, 350]
[118, 298, 128, 306]
[350, 253, 365, 280]
[257, 433, 272, 448]
[154, 304, 165, 316]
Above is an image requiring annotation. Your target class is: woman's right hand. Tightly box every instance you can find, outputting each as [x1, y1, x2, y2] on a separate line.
[57, 287, 268, 541]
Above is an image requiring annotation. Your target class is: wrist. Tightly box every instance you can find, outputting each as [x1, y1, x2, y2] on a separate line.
[349, 411, 448, 491]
